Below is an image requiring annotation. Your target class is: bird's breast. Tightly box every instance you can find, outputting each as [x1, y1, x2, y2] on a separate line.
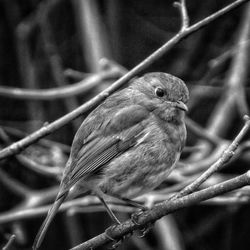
[96, 120, 184, 199]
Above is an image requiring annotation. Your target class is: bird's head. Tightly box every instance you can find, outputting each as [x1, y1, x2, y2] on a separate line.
[130, 72, 189, 121]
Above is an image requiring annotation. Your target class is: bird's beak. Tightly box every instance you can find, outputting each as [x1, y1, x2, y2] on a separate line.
[175, 101, 188, 112]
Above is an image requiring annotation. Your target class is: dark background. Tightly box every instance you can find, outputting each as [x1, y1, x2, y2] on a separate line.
[0, 0, 250, 249]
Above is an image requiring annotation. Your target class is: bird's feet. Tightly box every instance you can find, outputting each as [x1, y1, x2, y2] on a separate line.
[131, 209, 154, 238]
[105, 224, 133, 249]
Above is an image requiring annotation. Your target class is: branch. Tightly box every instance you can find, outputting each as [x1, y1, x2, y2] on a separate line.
[0, 196, 109, 224]
[2, 234, 16, 250]
[1, 125, 70, 153]
[0, 0, 248, 160]
[234, 3, 250, 116]
[70, 171, 250, 250]
[0, 127, 62, 178]
[0, 67, 122, 100]
[174, 0, 189, 31]
[172, 115, 250, 199]
[181, 141, 229, 175]
[72, 0, 110, 71]
[37, 2, 81, 131]
[17, 154, 62, 178]
[207, 1, 250, 136]
[0, 177, 249, 225]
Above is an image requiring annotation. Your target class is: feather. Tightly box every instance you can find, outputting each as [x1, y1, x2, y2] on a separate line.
[65, 122, 147, 191]
[32, 192, 68, 250]
[60, 105, 150, 194]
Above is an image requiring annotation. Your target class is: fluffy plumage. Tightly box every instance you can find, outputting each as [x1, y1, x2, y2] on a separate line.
[33, 72, 189, 249]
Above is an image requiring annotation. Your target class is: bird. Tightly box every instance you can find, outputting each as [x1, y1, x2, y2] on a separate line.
[33, 72, 189, 249]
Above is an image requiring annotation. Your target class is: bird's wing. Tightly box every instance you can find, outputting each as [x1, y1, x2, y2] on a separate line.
[61, 105, 150, 193]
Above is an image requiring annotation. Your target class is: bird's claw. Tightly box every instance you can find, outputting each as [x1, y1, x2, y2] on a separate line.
[105, 225, 131, 249]
[110, 239, 123, 249]
[137, 222, 153, 238]
[131, 209, 144, 225]
[131, 210, 154, 238]
[105, 225, 118, 242]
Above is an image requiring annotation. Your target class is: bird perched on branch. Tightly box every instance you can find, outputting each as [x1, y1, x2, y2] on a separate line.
[33, 72, 189, 249]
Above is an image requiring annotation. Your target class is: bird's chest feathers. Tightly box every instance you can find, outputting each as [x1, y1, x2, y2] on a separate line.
[154, 110, 186, 152]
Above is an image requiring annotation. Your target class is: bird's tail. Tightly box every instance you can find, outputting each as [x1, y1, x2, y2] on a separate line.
[32, 191, 68, 250]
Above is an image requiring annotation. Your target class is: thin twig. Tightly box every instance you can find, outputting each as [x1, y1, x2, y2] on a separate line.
[16, 14, 43, 131]
[180, 141, 229, 175]
[174, 0, 189, 30]
[1, 126, 70, 153]
[0, 67, 122, 100]
[2, 234, 16, 250]
[0, 127, 62, 178]
[171, 115, 250, 200]
[17, 154, 62, 178]
[0, 0, 247, 160]
[234, 3, 250, 116]
[207, 2, 250, 136]
[64, 69, 87, 81]
[38, 4, 81, 130]
[0, 178, 249, 225]
[70, 171, 250, 250]
[0, 195, 119, 224]
[72, 0, 110, 72]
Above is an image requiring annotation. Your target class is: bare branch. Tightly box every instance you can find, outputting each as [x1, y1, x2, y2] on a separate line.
[2, 234, 16, 250]
[0, 0, 248, 161]
[0, 127, 62, 178]
[0, 67, 122, 100]
[171, 115, 250, 200]
[207, 2, 250, 136]
[174, 0, 189, 30]
[17, 154, 62, 178]
[72, 0, 111, 72]
[70, 171, 250, 250]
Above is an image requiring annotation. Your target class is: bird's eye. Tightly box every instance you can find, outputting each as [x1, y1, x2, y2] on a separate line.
[155, 87, 165, 97]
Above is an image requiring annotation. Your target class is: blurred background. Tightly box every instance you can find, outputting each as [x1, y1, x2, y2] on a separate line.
[0, 0, 250, 249]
